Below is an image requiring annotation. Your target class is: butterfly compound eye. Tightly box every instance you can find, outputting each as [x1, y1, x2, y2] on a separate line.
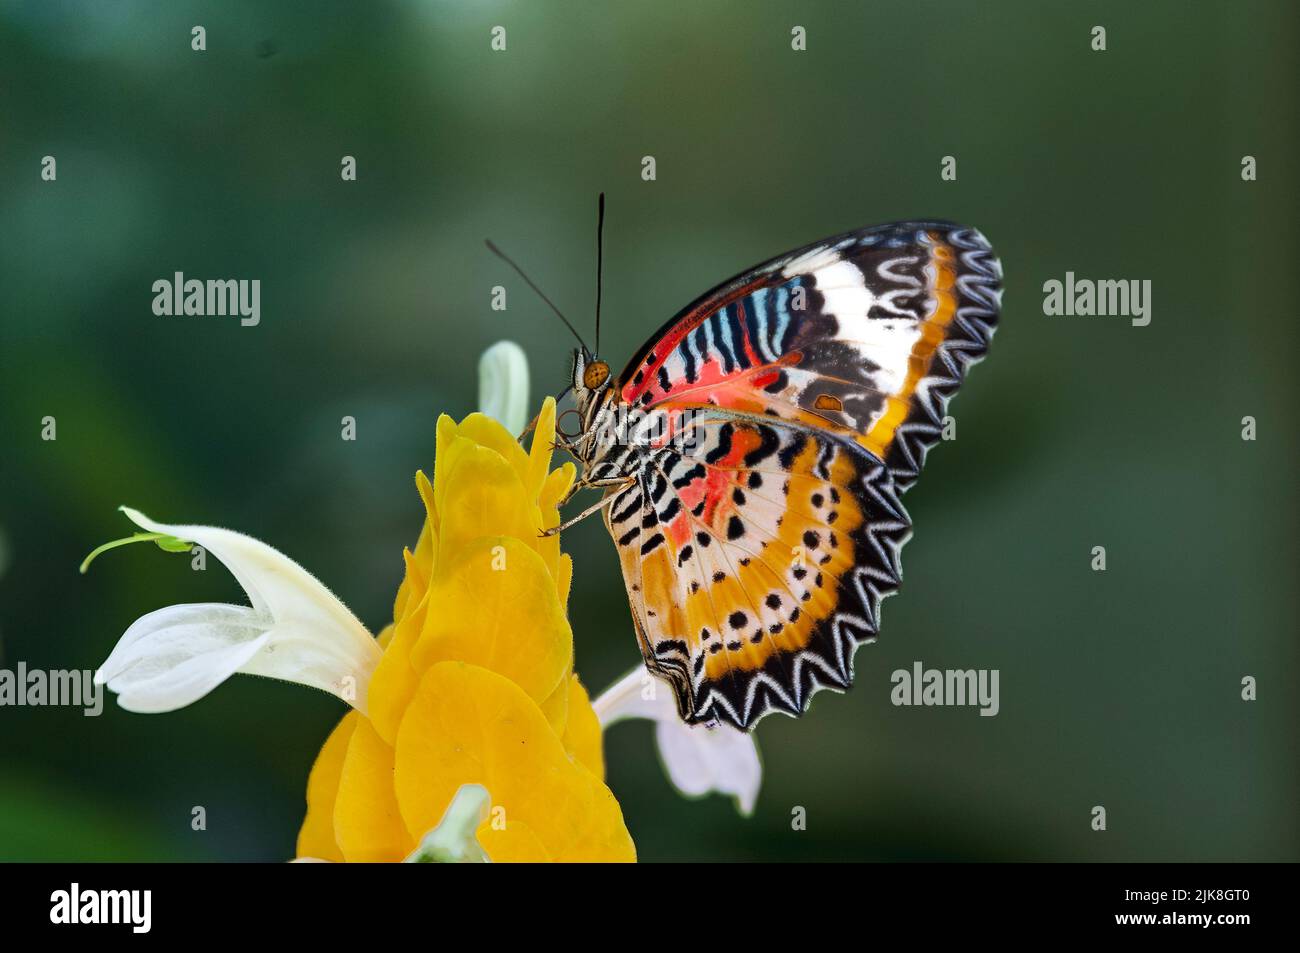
[583, 360, 610, 390]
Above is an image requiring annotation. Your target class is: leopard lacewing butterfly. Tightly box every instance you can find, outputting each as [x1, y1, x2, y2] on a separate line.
[494, 204, 1002, 730]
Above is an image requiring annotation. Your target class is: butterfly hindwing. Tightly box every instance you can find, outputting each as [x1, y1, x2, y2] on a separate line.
[603, 411, 910, 729]
[615, 221, 1002, 491]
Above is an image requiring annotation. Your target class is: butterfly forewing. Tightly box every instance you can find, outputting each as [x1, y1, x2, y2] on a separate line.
[615, 221, 1002, 491]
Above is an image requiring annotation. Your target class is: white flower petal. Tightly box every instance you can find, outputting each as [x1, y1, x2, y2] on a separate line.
[120, 508, 357, 632]
[591, 666, 664, 724]
[654, 719, 761, 816]
[594, 666, 762, 817]
[99, 509, 383, 713]
[237, 618, 376, 707]
[96, 603, 271, 713]
[477, 340, 529, 435]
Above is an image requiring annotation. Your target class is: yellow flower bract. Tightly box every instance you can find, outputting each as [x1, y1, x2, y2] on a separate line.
[296, 399, 635, 862]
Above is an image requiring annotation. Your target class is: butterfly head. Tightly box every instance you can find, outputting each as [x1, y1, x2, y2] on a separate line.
[571, 347, 612, 397]
[568, 348, 617, 450]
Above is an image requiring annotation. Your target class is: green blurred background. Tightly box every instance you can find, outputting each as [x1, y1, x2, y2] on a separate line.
[1, 0, 1296, 862]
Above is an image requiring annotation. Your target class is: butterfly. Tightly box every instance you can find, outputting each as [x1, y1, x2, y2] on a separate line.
[496, 208, 1002, 730]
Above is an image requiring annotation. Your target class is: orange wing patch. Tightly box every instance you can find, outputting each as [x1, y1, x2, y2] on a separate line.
[861, 235, 959, 459]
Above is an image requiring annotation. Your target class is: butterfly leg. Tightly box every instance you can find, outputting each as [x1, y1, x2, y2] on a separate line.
[543, 476, 635, 536]
[557, 469, 630, 507]
[515, 411, 540, 445]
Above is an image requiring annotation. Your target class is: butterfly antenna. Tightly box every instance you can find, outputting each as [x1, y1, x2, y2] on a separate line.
[484, 239, 588, 351]
[595, 192, 606, 354]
